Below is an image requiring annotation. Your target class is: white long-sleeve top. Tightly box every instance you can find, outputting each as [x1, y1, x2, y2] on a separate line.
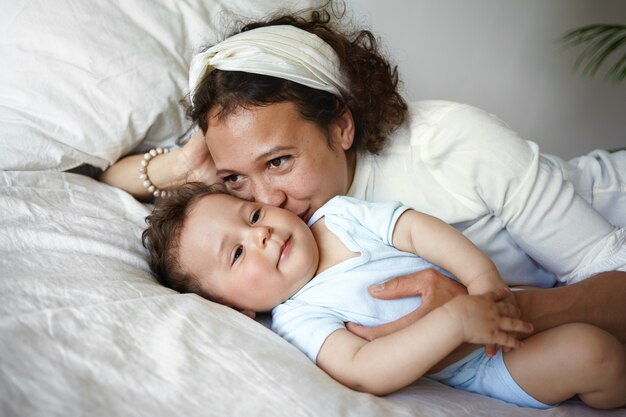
[348, 100, 626, 286]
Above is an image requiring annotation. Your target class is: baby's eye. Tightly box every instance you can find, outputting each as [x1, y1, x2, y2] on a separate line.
[232, 246, 243, 265]
[250, 209, 261, 224]
[268, 156, 290, 168]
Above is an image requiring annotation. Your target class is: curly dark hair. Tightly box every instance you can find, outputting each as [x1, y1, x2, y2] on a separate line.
[142, 182, 229, 298]
[187, 1, 407, 154]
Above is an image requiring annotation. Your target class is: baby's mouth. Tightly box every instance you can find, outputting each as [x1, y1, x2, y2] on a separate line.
[278, 237, 291, 266]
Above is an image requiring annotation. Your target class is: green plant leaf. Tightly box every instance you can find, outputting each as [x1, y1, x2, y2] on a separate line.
[561, 24, 626, 83]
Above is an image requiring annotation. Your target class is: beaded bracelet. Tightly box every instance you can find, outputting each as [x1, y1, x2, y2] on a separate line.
[138, 148, 171, 198]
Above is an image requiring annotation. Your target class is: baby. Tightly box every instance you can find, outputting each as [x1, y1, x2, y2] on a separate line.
[143, 182, 625, 409]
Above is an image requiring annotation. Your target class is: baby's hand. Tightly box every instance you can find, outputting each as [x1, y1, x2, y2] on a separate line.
[467, 277, 519, 356]
[444, 288, 533, 350]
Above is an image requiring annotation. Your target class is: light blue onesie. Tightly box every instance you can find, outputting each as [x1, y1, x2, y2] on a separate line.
[271, 196, 549, 409]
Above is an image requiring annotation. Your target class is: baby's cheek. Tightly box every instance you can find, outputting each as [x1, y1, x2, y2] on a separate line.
[243, 272, 281, 310]
[244, 271, 270, 293]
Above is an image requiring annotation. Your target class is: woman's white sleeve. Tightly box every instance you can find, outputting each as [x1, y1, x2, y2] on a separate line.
[431, 104, 623, 282]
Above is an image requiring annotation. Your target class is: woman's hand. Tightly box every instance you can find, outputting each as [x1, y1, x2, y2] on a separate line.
[443, 288, 533, 349]
[179, 128, 220, 185]
[99, 129, 219, 200]
[346, 269, 467, 340]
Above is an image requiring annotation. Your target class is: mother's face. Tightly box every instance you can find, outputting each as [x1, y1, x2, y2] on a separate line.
[204, 101, 355, 222]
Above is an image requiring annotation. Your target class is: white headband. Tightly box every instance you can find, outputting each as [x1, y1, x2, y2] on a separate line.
[188, 25, 349, 102]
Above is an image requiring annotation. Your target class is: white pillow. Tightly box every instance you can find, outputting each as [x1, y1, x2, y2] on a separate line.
[0, 170, 403, 417]
[0, 0, 318, 171]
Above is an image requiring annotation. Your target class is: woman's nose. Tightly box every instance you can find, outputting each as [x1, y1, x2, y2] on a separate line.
[253, 181, 287, 208]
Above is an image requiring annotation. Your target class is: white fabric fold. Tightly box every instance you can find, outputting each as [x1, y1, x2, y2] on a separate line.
[189, 25, 348, 101]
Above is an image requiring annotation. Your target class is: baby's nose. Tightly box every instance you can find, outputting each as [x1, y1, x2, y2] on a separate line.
[256, 226, 272, 246]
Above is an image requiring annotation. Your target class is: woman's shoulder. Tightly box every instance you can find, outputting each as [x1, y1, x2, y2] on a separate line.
[402, 100, 533, 159]
[407, 100, 508, 131]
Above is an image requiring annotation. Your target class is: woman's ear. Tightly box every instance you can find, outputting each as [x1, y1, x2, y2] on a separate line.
[331, 108, 355, 151]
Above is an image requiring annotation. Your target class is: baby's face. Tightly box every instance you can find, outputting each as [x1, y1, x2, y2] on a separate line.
[178, 193, 319, 312]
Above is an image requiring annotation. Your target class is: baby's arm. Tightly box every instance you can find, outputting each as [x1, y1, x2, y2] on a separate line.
[317, 288, 531, 395]
[392, 210, 505, 295]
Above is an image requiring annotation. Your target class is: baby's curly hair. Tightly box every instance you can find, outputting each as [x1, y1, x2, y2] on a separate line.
[187, 0, 407, 154]
[142, 182, 228, 297]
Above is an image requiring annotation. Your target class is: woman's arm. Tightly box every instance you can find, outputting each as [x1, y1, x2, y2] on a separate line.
[349, 271, 626, 344]
[428, 104, 622, 282]
[317, 289, 530, 395]
[99, 129, 218, 201]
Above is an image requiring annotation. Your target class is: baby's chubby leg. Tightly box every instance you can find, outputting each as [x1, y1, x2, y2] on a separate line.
[503, 323, 626, 409]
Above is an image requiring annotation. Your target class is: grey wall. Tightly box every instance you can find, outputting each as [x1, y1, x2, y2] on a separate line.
[346, 0, 626, 159]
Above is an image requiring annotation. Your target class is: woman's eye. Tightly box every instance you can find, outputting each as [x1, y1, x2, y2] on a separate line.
[250, 209, 261, 224]
[268, 156, 289, 168]
[224, 174, 242, 184]
[232, 246, 243, 265]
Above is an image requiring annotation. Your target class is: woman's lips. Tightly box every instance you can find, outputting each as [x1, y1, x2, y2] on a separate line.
[299, 209, 312, 223]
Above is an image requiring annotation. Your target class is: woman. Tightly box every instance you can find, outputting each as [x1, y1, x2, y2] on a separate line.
[101, 5, 625, 342]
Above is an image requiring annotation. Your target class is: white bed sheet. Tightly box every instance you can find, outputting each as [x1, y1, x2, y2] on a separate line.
[1, 171, 622, 417]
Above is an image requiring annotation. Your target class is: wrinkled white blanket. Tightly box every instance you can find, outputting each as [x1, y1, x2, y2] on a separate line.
[0, 171, 619, 417]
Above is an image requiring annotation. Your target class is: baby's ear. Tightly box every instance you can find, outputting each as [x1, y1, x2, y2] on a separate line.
[239, 309, 256, 319]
